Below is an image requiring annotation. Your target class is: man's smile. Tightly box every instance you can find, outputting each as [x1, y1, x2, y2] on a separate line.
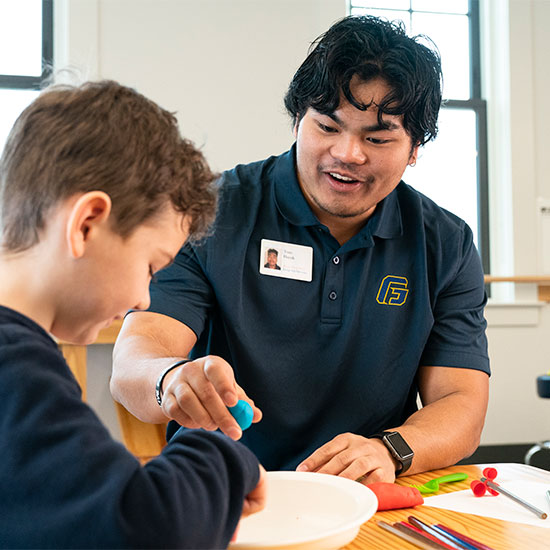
[329, 172, 359, 183]
[322, 169, 374, 193]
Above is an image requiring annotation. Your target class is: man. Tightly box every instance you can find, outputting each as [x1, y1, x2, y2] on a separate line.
[0, 80, 264, 548]
[111, 15, 490, 483]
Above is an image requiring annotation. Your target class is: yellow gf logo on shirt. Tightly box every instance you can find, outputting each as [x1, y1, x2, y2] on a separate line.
[376, 275, 409, 306]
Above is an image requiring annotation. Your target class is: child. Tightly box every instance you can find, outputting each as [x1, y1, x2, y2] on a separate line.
[0, 80, 265, 549]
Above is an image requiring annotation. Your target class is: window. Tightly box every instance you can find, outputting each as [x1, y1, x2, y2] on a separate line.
[349, 1, 489, 273]
[0, 0, 53, 150]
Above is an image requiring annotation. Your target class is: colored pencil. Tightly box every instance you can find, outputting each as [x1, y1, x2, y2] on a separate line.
[408, 516, 470, 550]
[377, 521, 445, 550]
[435, 524, 496, 550]
[396, 521, 457, 550]
[432, 524, 481, 550]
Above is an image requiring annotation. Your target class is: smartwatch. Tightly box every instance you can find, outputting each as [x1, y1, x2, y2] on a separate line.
[369, 431, 414, 474]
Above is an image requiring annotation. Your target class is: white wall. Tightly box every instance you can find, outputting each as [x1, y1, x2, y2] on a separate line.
[56, 0, 346, 172]
[55, 0, 550, 447]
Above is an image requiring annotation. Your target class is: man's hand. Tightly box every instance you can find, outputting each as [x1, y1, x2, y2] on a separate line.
[296, 433, 397, 484]
[160, 355, 262, 440]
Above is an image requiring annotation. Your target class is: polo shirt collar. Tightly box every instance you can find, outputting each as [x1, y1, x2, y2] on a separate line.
[273, 143, 403, 240]
[367, 185, 403, 240]
[273, 144, 321, 227]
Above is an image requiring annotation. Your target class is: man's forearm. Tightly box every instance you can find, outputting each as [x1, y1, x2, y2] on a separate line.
[111, 312, 196, 423]
[111, 333, 183, 423]
[394, 367, 489, 476]
[393, 394, 485, 475]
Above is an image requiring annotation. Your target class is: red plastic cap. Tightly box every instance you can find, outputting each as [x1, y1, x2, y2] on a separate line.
[482, 467, 498, 480]
[470, 480, 486, 497]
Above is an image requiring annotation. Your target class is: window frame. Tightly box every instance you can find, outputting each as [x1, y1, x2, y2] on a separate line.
[0, 0, 53, 90]
[348, 0, 490, 273]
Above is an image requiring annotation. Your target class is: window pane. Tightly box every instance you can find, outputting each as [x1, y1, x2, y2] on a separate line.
[352, 0, 410, 9]
[350, 8, 411, 33]
[0, 0, 43, 76]
[412, 12, 470, 99]
[412, 0, 468, 14]
[0, 89, 39, 152]
[403, 108, 479, 247]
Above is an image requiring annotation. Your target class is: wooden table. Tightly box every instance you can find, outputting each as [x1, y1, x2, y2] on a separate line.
[344, 463, 549, 549]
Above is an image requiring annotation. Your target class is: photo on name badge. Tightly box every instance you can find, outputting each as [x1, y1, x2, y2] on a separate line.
[259, 239, 313, 282]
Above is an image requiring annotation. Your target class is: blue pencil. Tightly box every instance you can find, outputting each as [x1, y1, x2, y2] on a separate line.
[435, 524, 495, 550]
[408, 517, 466, 550]
[431, 525, 480, 550]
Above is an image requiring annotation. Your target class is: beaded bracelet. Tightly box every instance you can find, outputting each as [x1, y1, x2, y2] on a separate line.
[155, 359, 190, 406]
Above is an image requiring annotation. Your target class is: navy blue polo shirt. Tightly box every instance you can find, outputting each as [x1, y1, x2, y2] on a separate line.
[148, 145, 490, 471]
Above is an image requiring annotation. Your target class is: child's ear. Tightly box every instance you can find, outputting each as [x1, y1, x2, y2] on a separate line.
[66, 191, 112, 258]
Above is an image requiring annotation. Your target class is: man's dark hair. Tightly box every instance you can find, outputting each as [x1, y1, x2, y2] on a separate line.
[267, 248, 278, 256]
[284, 15, 442, 146]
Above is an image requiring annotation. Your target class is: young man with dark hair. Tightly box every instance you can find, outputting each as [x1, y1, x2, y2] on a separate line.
[0, 80, 265, 549]
[112, 16, 490, 483]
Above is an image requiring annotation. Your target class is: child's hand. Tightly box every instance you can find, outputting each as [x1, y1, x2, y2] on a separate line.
[241, 464, 267, 518]
[231, 465, 267, 544]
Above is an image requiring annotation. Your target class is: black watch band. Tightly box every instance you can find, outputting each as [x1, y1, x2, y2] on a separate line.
[369, 431, 414, 474]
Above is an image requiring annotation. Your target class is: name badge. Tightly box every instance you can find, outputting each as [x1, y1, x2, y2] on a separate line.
[259, 239, 313, 282]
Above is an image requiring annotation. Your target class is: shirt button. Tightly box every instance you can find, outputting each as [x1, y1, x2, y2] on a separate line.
[329, 291, 338, 301]
[332, 256, 340, 265]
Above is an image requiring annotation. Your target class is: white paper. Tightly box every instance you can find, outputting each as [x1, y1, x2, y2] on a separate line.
[424, 480, 550, 528]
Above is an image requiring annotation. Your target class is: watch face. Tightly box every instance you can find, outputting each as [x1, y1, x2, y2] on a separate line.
[385, 432, 414, 459]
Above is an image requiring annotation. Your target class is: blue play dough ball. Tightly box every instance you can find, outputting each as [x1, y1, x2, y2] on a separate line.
[228, 400, 253, 430]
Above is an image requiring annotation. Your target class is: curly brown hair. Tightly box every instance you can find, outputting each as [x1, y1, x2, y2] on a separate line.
[0, 80, 218, 252]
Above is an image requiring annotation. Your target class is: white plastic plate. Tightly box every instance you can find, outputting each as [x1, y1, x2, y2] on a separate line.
[229, 471, 378, 550]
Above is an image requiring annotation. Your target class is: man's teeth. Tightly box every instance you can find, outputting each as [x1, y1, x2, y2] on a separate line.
[330, 172, 356, 182]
